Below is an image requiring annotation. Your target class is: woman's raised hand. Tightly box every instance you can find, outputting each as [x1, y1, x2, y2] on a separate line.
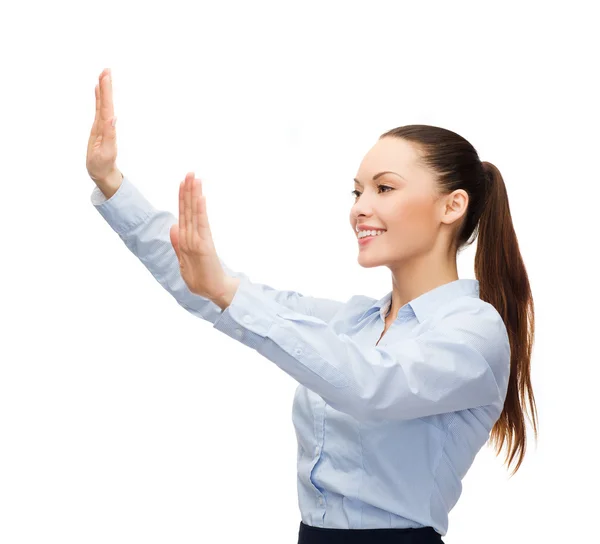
[86, 68, 123, 198]
[170, 173, 228, 301]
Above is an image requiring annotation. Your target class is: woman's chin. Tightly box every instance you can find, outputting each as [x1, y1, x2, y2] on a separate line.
[357, 254, 383, 268]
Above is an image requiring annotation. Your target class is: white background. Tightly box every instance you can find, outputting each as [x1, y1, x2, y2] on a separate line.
[1, 1, 598, 542]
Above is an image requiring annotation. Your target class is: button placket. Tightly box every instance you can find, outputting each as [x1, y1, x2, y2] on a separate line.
[309, 394, 326, 507]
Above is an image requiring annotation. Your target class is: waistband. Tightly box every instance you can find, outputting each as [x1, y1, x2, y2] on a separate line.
[298, 521, 444, 544]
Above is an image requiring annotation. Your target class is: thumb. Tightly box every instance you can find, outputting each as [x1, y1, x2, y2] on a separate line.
[170, 224, 181, 262]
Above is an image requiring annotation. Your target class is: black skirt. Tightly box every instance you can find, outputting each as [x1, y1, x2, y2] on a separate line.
[298, 521, 444, 544]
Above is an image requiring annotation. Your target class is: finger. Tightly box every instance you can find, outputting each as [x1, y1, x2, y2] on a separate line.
[179, 180, 185, 249]
[93, 83, 100, 133]
[184, 172, 194, 250]
[88, 83, 100, 145]
[197, 180, 210, 235]
[193, 179, 207, 233]
[99, 68, 114, 126]
[192, 178, 199, 244]
[198, 196, 207, 246]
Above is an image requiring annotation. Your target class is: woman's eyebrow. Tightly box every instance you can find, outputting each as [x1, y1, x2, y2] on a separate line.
[353, 171, 406, 186]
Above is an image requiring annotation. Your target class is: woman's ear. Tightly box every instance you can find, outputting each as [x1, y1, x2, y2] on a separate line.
[441, 189, 469, 226]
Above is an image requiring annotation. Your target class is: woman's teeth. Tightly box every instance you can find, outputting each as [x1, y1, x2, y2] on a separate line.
[358, 230, 386, 239]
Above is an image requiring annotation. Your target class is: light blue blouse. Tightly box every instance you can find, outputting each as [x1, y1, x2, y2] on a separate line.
[91, 175, 510, 537]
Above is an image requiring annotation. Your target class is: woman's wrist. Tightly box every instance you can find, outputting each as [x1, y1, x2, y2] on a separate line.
[95, 169, 123, 199]
[212, 276, 241, 311]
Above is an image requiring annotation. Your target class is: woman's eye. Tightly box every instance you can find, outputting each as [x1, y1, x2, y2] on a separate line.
[351, 185, 393, 198]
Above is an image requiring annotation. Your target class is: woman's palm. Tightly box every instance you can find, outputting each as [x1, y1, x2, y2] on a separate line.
[86, 69, 118, 185]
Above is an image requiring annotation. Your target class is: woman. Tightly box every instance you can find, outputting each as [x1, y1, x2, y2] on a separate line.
[86, 68, 537, 544]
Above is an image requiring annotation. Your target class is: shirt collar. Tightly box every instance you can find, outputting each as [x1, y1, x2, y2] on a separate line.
[358, 279, 480, 324]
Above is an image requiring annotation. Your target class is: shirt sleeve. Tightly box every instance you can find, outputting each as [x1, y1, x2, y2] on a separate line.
[90, 175, 345, 325]
[212, 276, 510, 422]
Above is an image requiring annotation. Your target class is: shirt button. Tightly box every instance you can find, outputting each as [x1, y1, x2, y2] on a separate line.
[318, 497, 324, 506]
[315, 446, 320, 456]
[295, 347, 303, 355]
[235, 329, 243, 337]
[243, 315, 252, 324]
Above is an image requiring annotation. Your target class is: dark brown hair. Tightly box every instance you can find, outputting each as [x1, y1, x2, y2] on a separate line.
[380, 124, 537, 477]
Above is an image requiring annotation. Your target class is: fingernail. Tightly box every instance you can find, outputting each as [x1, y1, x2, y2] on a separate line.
[112, 116, 117, 127]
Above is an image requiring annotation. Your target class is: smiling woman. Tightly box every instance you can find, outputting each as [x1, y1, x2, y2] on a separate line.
[348, 125, 536, 476]
[86, 67, 535, 544]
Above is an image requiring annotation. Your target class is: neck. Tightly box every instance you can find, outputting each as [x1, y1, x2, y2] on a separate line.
[386, 252, 458, 321]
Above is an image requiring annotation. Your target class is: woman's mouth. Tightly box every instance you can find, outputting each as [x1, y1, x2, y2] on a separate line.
[358, 231, 385, 245]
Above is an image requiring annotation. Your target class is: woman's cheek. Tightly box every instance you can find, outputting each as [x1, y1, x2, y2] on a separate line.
[403, 200, 437, 246]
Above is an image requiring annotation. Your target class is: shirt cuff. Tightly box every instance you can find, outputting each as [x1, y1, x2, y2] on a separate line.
[90, 175, 157, 236]
[212, 275, 284, 351]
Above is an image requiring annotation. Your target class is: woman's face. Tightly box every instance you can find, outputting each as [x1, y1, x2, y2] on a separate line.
[349, 137, 464, 269]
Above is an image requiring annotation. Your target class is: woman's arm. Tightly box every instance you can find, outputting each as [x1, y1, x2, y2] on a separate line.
[212, 283, 509, 422]
[90, 175, 346, 325]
